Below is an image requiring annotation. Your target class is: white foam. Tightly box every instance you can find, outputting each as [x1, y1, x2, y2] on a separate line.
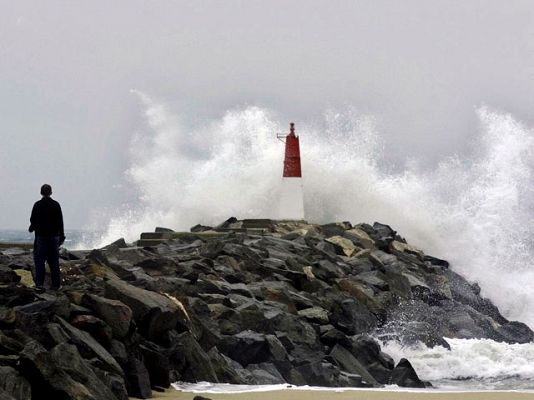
[92, 92, 534, 329]
[382, 338, 534, 388]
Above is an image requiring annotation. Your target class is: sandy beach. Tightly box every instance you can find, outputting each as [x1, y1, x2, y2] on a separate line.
[142, 388, 534, 400]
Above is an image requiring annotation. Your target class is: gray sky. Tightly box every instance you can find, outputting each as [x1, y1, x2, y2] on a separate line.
[1, 0, 534, 229]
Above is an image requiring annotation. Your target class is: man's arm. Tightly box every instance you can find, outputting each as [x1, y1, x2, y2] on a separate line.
[29, 203, 36, 233]
[58, 203, 65, 245]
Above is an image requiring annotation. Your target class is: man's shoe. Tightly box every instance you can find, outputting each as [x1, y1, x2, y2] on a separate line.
[50, 286, 61, 291]
[35, 286, 46, 293]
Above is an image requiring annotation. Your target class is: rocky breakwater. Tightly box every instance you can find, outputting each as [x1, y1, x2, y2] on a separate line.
[0, 219, 531, 399]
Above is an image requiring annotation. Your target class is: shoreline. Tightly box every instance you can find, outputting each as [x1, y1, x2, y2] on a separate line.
[138, 387, 534, 400]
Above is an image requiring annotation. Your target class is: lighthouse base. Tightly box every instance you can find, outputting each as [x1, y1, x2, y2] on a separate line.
[278, 178, 305, 220]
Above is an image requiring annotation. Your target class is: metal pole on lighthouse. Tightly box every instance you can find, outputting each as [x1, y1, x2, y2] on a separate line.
[278, 122, 305, 220]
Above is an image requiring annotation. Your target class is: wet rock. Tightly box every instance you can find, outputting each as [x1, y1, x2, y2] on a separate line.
[140, 341, 171, 388]
[20, 340, 117, 400]
[297, 307, 330, 325]
[171, 332, 218, 382]
[328, 344, 378, 386]
[343, 228, 375, 249]
[104, 279, 179, 342]
[56, 317, 123, 376]
[82, 293, 133, 338]
[220, 331, 270, 367]
[390, 358, 426, 388]
[246, 362, 285, 384]
[70, 314, 113, 346]
[0, 267, 20, 284]
[329, 298, 377, 335]
[0, 366, 31, 400]
[124, 352, 152, 399]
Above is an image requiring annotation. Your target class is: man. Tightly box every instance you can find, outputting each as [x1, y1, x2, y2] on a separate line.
[29, 184, 65, 291]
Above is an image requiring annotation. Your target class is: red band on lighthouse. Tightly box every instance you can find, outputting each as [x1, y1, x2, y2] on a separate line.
[283, 123, 302, 177]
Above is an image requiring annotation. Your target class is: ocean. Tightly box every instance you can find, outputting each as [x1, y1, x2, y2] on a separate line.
[0, 229, 103, 250]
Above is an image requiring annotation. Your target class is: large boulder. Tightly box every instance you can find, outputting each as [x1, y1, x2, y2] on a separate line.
[104, 279, 180, 342]
[328, 344, 378, 386]
[82, 293, 133, 338]
[19, 340, 118, 400]
[0, 366, 31, 400]
[56, 317, 123, 376]
[390, 358, 426, 388]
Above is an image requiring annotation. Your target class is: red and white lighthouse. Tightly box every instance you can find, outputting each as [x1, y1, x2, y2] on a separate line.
[278, 123, 304, 220]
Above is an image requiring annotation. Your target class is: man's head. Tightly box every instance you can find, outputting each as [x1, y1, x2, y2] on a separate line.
[40, 184, 52, 197]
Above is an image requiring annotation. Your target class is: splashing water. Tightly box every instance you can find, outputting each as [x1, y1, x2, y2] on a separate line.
[382, 338, 534, 390]
[93, 91, 534, 327]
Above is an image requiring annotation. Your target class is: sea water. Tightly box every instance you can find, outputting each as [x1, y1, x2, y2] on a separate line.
[0, 229, 101, 250]
[63, 91, 534, 389]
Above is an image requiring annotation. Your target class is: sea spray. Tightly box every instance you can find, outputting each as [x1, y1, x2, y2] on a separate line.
[92, 91, 534, 328]
[382, 338, 534, 390]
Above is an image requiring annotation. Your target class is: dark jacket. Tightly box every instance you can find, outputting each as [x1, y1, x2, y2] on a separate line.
[29, 197, 65, 238]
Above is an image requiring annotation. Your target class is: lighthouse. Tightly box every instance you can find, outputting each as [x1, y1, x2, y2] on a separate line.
[278, 123, 305, 220]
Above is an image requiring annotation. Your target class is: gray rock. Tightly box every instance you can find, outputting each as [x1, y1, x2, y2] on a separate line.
[390, 358, 426, 388]
[171, 332, 218, 383]
[0, 267, 20, 284]
[219, 331, 270, 367]
[329, 298, 377, 335]
[0, 366, 31, 400]
[328, 344, 378, 386]
[297, 307, 330, 325]
[20, 340, 117, 400]
[246, 363, 285, 384]
[56, 316, 123, 376]
[104, 278, 179, 342]
[82, 293, 133, 338]
[124, 352, 152, 399]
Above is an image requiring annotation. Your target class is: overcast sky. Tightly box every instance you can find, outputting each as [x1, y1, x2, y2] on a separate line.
[1, 0, 534, 229]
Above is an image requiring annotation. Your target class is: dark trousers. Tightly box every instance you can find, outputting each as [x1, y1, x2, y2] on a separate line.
[33, 236, 61, 288]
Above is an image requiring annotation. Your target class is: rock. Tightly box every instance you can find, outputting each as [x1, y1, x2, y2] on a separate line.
[297, 307, 330, 325]
[325, 236, 359, 257]
[329, 298, 377, 335]
[320, 222, 351, 238]
[328, 344, 378, 386]
[124, 352, 152, 399]
[0, 267, 20, 284]
[246, 362, 285, 384]
[220, 331, 270, 367]
[391, 241, 424, 258]
[343, 228, 375, 249]
[104, 279, 179, 342]
[19, 340, 117, 400]
[496, 321, 534, 344]
[206, 348, 250, 384]
[295, 361, 340, 387]
[356, 271, 389, 290]
[51, 343, 123, 400]
[171, 332, 218, 383]
[191, 224, 213, 233]
[82, 293, 133, 338]
[0, 366, 31, 400]
[370, 222, 396, 250]
[0, 387, 16, 400]
[56, 317, 123, 376]
[12, 270, 34, 288]
[390, 358, 426, 388]
[139, 341, 171, 388]
[193, 396, 213, 400]
[319, 325, 352, 348]
[70, 314, 113, 346]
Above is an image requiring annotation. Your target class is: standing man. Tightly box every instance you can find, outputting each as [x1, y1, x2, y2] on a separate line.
[29, 184, 65, 291]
